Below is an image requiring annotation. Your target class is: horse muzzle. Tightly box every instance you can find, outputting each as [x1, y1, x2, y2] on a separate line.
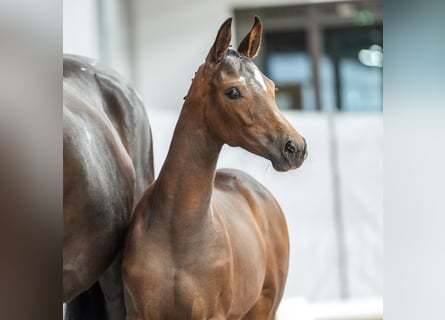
[270, 137, 307, 172]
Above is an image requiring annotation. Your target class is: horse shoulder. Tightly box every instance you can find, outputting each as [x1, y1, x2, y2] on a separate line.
[122, 185, 177, 312]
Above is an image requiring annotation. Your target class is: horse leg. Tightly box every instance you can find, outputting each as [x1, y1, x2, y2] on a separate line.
[99, 251, 126, 320]
[65, 282, 107, 320]
[242, 290, 277, 320]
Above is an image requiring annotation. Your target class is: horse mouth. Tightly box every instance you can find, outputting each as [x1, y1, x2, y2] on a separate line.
[271, 157, 304, 172]
[269, 140, 307, 172]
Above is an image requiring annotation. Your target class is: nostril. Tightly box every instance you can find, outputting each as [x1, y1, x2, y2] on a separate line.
[284, 140, 297, 155]
[302, 137, 307, 153]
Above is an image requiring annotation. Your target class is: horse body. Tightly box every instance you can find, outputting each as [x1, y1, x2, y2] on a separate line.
[124, 170, 288, 320]
[63, 95, 135, 300]
[123, 17, 306, 320]
[63, 55, 154, 319]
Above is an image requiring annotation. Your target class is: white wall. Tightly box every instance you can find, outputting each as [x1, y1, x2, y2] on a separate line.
[63, 0, 100, 59]
[131, 0, 318, 111]
[63, 0, 345, 111]
[63, 0, 133, 80]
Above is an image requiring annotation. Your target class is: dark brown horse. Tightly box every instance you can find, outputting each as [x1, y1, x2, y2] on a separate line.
[63, 55, 154, 320]
[122, 17, 307, 320]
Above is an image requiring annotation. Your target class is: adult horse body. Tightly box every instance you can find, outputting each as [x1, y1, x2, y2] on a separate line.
[63, 55, 154, 320]
[123, 17, 307, 319]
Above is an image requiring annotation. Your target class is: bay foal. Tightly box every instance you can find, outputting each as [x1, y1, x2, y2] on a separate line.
[123, 17, 307, 320]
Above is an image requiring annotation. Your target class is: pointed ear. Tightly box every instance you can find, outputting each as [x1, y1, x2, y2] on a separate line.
[206, 18, 232, 65]
[238, 16, 263, 59]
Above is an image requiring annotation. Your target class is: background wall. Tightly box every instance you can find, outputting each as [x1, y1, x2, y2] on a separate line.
[64, 0, 342, 111]
[63, 0, 382, 304]
[130, 0, 316, 111]
[63, 0, 100, 59]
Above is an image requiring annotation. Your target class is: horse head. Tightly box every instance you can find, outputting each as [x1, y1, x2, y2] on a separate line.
[190, 17, 307, 171]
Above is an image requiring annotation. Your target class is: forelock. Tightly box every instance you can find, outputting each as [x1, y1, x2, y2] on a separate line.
[214, 50, 267, 92]
[218, 50, 253, 74]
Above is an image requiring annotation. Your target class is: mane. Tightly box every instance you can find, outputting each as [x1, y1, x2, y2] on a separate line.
[215, 49, 253, 78]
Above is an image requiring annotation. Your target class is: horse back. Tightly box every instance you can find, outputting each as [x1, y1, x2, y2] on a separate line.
[63, 54, 153, 201]
[214, 169, 288, 244]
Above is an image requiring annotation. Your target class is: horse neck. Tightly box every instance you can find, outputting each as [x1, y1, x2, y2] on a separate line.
[153, 86, 222, 224]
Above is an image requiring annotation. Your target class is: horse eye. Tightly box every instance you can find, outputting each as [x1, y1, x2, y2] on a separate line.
[225, 87, 242, 100]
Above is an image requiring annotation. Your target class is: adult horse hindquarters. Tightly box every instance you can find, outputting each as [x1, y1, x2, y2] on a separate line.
[63, 55, 154, 320]
[123, 17, 307, 320]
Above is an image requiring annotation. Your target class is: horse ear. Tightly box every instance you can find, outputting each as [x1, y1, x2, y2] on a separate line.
[238, 16, 263, 59]
[206, 18, 232, 65]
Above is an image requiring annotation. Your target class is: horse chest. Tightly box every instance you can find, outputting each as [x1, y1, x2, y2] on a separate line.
[132, 221, 234, 317]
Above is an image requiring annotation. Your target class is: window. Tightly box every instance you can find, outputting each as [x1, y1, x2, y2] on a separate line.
[234, 0, 383, 112]
[264, 31, 316, 110]
[323, 26, 383, 111]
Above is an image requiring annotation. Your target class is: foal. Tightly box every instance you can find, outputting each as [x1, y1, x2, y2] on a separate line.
[123, 17, 307, 320]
